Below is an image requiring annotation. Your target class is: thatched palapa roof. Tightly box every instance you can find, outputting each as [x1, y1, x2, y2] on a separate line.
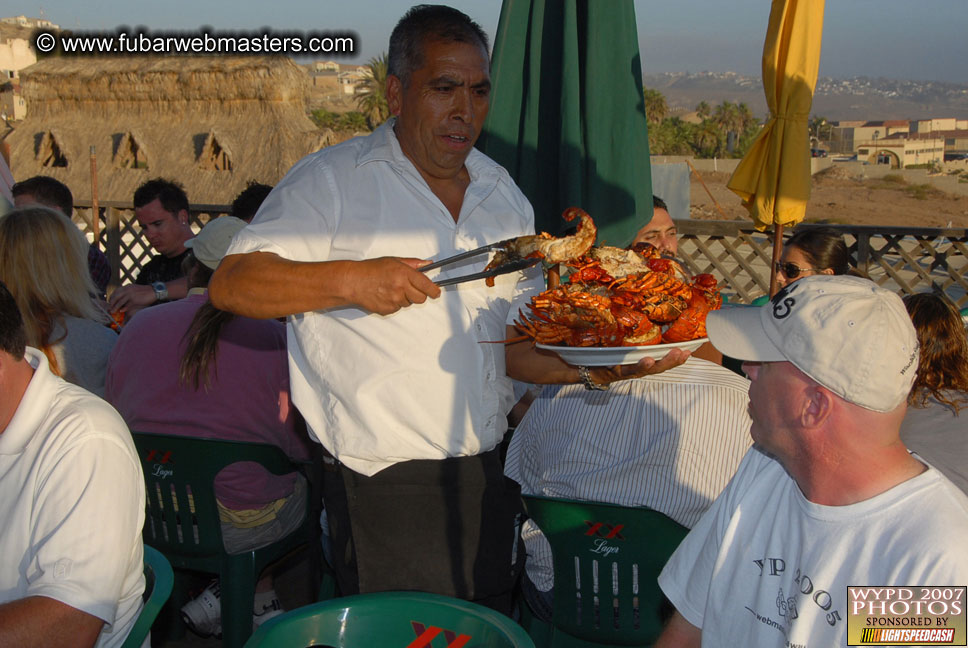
[4, 56, 335, 204]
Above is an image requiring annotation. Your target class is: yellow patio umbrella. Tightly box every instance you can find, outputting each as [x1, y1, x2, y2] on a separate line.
[727, 0, 825, 296]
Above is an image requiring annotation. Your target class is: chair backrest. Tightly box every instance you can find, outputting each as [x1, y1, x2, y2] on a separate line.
[131, 432, 300, 566]
[244, 591, 536, 648]
[121, 545, 174, 648]
[524, 495, 688, 647]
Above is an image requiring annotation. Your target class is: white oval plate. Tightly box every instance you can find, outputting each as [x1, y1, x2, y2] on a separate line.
[536, 338, 708, 366]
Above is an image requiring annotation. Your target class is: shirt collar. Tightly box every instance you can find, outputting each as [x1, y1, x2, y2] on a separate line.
[0, 347, 52, 455]
[356, 118, 508, 185]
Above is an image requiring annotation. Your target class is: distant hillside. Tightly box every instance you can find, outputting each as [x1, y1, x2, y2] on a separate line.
[644, 72, 968, 121]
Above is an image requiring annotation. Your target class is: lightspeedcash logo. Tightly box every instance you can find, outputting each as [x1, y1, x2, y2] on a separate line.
[848, 587, 967, 646]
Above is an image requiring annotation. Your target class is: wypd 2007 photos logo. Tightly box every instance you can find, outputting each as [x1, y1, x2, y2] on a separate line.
[848, 586, 967, 645]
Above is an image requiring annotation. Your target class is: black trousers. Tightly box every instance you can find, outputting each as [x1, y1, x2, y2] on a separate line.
[322, 446, 526, 614]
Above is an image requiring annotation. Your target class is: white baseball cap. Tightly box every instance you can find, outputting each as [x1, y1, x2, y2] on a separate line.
[184, 216, 247, 270]
[707, 275, 919, 412]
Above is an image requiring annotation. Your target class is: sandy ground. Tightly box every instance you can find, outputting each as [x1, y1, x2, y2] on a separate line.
[689, 168, 968, 228]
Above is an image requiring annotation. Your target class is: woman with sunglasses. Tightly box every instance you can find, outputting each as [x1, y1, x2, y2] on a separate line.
[775, 226, 852, 288]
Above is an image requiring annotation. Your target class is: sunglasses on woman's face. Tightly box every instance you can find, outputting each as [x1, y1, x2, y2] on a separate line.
[775, 261, 816, 279]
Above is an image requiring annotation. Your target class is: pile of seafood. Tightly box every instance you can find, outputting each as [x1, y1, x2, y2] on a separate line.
[483, 206, 598, 284]
[507, 208, 721, 347]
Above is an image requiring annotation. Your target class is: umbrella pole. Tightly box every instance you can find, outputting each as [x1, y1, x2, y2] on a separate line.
[90, 146, 100, 251]
[770, 221, 784, 297]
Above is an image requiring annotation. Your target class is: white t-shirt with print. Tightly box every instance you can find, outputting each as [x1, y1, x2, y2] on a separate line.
[659, 447, 968, 648]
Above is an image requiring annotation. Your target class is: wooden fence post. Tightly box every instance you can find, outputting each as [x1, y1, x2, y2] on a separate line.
[90, 146, 100, 250]
[107, 207, 121, 289]
[856, 231, 870, 275]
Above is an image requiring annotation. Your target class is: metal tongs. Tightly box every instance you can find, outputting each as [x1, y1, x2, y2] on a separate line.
[420, 240, 542, 287]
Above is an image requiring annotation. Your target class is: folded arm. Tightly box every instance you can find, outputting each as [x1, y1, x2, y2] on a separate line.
[0, 596, 103, 648]
[209, 251, 441, 320]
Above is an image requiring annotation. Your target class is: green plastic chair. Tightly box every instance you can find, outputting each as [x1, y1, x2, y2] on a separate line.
[131, 432, 317, 647]
[244, 591, 536, 647]
[121, 544, 174, 648]
[522, 496, 689, 647]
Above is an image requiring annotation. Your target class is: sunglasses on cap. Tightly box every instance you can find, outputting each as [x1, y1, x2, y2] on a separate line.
[774, 261, 816, 279]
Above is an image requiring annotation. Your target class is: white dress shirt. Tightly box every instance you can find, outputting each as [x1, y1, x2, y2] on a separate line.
[227, 120, 544, 476]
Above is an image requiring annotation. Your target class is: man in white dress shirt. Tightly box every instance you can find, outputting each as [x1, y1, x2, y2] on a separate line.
[210, 5, 685, 612]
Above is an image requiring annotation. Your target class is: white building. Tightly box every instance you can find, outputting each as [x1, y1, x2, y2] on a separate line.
[0, 20, 41, 120]
[855, 137, 946, 168]
[0, 15, 59, 30]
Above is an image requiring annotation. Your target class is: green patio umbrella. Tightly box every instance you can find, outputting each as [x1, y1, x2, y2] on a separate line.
[479, 0, 652, 247]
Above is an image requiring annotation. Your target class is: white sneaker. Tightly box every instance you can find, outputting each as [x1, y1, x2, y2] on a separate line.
[253, 598, 285, 628]
[181, 580, 222, 637]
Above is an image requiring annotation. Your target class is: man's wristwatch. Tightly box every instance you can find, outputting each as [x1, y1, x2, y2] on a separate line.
[151, 281, 168, 302]
[578, 365, 609, 391]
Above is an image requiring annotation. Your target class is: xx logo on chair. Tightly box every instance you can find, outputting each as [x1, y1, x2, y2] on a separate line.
[144, 450, 173, 464]
[584, 520, 625, 540]
[408, 621, 471, 648]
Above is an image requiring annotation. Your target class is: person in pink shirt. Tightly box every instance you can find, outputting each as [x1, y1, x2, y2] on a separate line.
[105, 216, 313, 637]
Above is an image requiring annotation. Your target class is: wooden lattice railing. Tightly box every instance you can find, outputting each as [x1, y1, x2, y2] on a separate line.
[73, 202, 968, 308]
[676, 220, 968, 307]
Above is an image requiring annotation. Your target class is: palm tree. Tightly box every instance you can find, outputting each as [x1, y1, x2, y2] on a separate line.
[809, 115, 830, 145]
[713, 101, 744, 155]
[643, 87, 668, 125]
[655, 117, 694, 156]
[691, 120, 722, 158]
[356, 53, 390, 129]
[339, 112, 370, 133]
[695, 101, 711, 120]
[736, 102, 756, 133]
[712, 102, 739, 133]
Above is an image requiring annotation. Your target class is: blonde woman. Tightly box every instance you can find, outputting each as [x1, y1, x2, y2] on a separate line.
[0, 205, 117, 396]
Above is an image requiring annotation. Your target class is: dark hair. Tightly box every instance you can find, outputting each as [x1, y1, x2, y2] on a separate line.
[178, 251, 233, 390]
[230, 182, 273, 223]
[388, 4, 489, 87]
[904, 292, 968, 412]
[183, 252, 214, 288]
[785, 226, 850, 275]
[0, 281, 27, 360]
[11, 176, 74, 215]
[133, 178, 189, 215]
[179, 301, 236, 391]
[653, 195, 668, 211]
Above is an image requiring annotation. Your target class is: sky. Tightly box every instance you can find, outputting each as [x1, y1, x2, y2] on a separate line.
[11, 0, 968, 84]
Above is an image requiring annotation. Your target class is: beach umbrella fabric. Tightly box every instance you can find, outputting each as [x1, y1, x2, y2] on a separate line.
[727, 0, 825, 232]
[480, 0, 652, 247]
